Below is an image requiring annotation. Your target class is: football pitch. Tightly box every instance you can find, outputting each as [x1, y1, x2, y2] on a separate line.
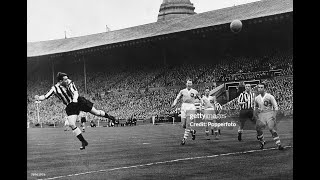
[27, 118, 293, 180]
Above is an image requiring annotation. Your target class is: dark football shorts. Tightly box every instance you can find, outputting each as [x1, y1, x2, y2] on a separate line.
[81, 117, 87, 123]
[65, 96, 94, 116]
[239, 109, 254, 123]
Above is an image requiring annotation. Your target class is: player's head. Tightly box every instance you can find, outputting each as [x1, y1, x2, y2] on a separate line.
[257, 83, 266, 94]
[57, 72, 69, 87]
[204, 86, 210, 96]
[245, 83, 251, 92]
[186, 79, 192, 89]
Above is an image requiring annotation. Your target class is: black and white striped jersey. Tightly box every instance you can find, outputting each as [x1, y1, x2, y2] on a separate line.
[44, 80, 78, 106]
[237, 91, 255, 110]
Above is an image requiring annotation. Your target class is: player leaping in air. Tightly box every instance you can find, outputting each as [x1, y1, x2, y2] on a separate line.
[172, 80, 200, 145]
[35, 72, 116, 150]
[253, 83, 284, 150]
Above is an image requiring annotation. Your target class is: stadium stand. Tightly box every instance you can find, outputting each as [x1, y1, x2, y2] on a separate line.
[27, 49, 293, 124]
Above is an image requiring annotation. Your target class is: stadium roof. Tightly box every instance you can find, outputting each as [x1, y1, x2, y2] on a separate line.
[27, 0, 293, 58]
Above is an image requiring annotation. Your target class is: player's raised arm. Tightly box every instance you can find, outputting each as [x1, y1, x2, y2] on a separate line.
[35, 87, 55, 101]
[172, 90, 182, 107]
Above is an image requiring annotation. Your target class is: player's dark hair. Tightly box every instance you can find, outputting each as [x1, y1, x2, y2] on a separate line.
[81, 117, 86, 121]
[57, 72, 68, 81]
[258, 83, 266, 88]
[205, 86, 210, 90]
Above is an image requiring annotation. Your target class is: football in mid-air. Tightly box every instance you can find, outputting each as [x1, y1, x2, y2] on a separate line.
[230, 19, 242, 33]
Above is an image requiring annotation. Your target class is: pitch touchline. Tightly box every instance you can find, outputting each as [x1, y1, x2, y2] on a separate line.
[37, 145, 292, 180]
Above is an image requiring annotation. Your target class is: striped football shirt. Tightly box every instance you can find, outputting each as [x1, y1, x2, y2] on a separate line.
[44, 80, 78, 106]
[237, 91, 255, 110]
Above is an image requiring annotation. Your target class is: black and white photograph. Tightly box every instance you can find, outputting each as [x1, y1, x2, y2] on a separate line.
[27, 0, 293, 179]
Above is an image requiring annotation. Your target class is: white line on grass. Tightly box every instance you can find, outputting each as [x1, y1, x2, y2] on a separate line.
[37, 145, 292, 180]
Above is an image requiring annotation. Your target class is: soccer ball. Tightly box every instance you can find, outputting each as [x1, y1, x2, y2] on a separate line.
[230, 20, 242, 33]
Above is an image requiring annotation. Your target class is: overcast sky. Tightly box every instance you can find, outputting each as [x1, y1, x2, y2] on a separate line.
[27, 0, 260, 42]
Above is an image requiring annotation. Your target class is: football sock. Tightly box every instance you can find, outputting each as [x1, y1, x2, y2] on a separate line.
[214, 130, 219, 136]
[270, 130, 281, 146]
[205, 130, 209, 135]
[205, 125, 209, 133]
[72, 127, 85, 142]
[257, 133, 264, 142]
[104, 112, 114, 120]
[184, 129, 190, 139]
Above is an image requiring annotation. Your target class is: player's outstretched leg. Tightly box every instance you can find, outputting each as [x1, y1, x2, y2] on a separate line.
[90, 107, 116, 121]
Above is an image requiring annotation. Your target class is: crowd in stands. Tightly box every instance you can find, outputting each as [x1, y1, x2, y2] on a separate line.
[148, 50, 292, 88]
[264, 77, 293, 116]
[110, 64, 165, 91]
[27, 50, 293, 124]
[221, 76, 293, 117]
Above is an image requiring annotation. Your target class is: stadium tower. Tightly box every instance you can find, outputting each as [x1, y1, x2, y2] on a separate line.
[157, 0, 196, 21]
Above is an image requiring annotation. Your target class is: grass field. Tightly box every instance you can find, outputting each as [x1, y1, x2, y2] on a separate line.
[27, 118, 293, 180]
